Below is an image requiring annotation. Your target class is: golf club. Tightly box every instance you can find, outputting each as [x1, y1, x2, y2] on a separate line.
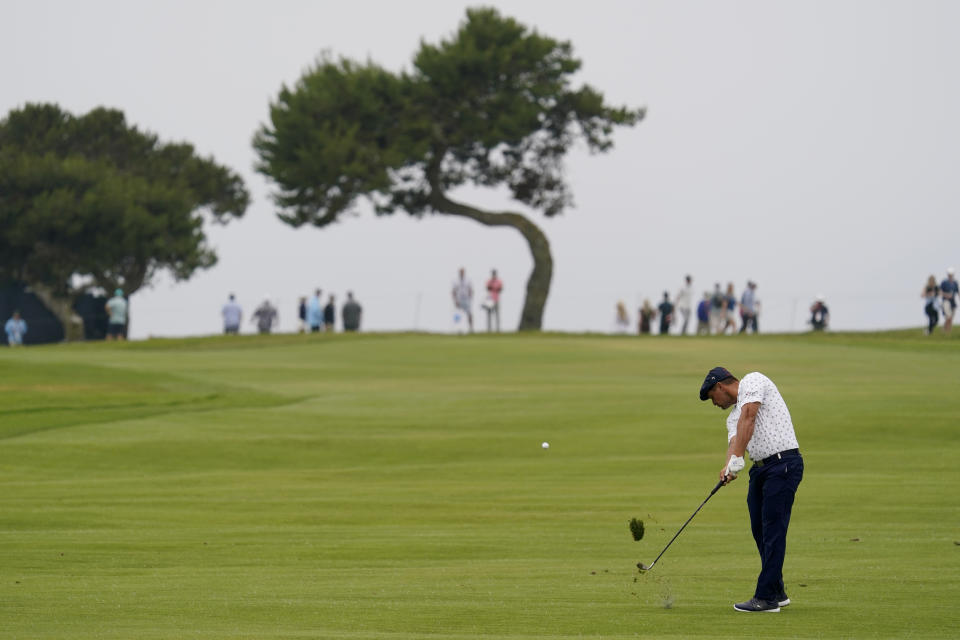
[637, 480, 724, 572]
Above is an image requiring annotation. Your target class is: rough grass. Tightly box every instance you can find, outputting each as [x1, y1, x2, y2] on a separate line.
[1, 330, 958, 639]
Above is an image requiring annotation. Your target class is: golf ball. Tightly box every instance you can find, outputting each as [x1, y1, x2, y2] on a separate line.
[542, 442, 550, 449]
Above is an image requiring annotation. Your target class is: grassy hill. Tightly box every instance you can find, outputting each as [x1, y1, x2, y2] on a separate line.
[1, 331, 958, 638]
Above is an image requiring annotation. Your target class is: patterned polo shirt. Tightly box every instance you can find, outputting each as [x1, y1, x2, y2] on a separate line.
[725, 372, 799, 461]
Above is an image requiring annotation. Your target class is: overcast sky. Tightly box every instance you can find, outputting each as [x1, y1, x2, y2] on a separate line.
[4, 1, 958, 337]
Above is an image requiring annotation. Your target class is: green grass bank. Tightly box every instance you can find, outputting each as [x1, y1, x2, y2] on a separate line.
[1, 330, 958, 639]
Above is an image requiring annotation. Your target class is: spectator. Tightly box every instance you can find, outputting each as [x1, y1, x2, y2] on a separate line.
[675, 275, 693, 335]
[615, 301, 630, 334]
[657, 291, 674, 336]
[638, 299, 656, 335]
[723, 283, 737, 334]
[940, 267, 958, 334]
[923, 275, 940, 335]
[484, 269, 503, 333]
[710, 283, 725, 334]
[298, 297, 307, 333]
[739, 281, 758, 334]
[342, 292, 362, 332]
[323, 295, 336, 332]
[251, 296, 278, 334]
[222, 293, 242, 335]
[5, 310, 27, 346]
[809, 295, 830, 331]
[452, 268, 474, 333]
[105, 288, 128, 341]
[307, 289, 323, 333]
[696, 292, 711, 335]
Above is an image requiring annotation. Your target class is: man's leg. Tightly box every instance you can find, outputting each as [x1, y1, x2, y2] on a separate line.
[746, 466, 765, 568]
[754, 459, 803, 601]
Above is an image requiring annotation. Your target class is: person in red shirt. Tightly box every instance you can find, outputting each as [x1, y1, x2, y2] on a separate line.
[484, 269, 503, 332]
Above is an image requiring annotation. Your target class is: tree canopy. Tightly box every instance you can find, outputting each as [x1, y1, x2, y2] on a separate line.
[254, 7, 642, 329]
[0, 103, 249, 338]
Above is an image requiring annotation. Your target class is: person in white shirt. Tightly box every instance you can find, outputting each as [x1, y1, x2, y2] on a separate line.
[700, 367, 803, 613]
[452, 268, 474, 333]
[222, 294, 242, 334]
[675, 275, 693, 335]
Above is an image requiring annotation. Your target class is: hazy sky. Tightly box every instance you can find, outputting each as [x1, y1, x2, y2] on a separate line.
[5, 1, 959, 337]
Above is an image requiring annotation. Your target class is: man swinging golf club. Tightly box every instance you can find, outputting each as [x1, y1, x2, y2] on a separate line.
[700, 366, 804, 613]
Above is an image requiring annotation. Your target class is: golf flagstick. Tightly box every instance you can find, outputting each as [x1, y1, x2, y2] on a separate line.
[637, 480, 724, 571]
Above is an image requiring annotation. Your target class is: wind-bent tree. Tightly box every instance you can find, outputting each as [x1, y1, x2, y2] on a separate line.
[254, 8, 642, 329]
[0, 103, 249, 339]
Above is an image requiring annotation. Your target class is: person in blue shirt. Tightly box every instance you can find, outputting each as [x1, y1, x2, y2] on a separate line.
[696, 292, 711, 335]
[222, 293, 243, 334]
[940, 267, 958, 334]
[5, 310, 27, 346]
[105, 288, 128, 341]
[307, 289, 323, 332]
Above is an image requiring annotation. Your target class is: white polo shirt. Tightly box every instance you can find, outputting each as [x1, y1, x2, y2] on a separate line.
[726, 372, 800, 461]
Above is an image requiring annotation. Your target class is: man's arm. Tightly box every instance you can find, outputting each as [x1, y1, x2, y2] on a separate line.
[720, 401, 760, 484]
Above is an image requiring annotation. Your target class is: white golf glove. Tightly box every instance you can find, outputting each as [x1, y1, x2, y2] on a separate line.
[725, 455, 746, 477]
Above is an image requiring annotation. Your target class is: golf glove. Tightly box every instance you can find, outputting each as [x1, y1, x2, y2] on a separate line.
[725, 455, 745, 477]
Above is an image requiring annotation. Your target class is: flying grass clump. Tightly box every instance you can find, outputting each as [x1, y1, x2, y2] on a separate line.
[629, 518, 645, 541]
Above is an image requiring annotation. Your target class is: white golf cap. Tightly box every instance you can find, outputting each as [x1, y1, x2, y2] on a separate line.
[948, 267, 956, 275]
[816, 293, 824, 302]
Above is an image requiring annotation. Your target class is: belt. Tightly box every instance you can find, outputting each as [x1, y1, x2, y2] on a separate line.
[754, 448, 800, 468]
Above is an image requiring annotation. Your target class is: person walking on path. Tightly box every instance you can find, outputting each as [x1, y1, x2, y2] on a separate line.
[657, 292, 674, 335]
[696, 292, 711, 335]
[809, 295, 829, 331]
[923, 275, 940, 335]
[323, 295, 336, 332]
[700, 366, 803, 613]
[675, 275, 693, 335]
[638, 299, 656, 335]
[307, 289, 323, 333]
[710, 283, 725, 334]
[342, 292, 362, 332]
[940, 267, 958, 334]
[452, 268, 474, 333]
[251, 296, 279, 334]
[222, 294, 242, 334]
[739, 281, 758, 334]
[5, 310, 27, 346]
[615, 301, 630, 334]
[105, 288, 128, 341]
[484, 269, 503, 333]
[298, 297, 307, 333]
[722, 283, 737, 334]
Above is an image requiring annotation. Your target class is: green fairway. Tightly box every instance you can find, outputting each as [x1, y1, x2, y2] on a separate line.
[1, 331, 958, 639]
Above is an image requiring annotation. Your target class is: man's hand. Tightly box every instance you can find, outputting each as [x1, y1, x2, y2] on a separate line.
[720, 454, 745, 485]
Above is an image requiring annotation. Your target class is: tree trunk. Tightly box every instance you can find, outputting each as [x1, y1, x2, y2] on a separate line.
[29, 283, 85, 342]
[429, 191, 553, 331]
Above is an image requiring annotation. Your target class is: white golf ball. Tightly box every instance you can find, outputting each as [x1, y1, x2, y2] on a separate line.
[542, 442, 550, 449]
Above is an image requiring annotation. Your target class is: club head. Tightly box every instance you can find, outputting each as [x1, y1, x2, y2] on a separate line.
[637, 562, 652, 571]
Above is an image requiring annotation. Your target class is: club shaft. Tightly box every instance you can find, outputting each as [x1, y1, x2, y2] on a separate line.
[644, 480, 723, 569]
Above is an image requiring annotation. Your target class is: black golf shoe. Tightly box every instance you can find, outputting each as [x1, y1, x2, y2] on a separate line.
[777, 594, 791, 607]
[733, 597, 780, 612]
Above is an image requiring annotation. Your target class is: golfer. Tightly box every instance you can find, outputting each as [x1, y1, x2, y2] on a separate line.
[700, 366, 803, 613]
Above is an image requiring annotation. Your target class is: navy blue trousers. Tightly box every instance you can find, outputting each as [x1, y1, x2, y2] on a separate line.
[746, 454, 803, 601]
